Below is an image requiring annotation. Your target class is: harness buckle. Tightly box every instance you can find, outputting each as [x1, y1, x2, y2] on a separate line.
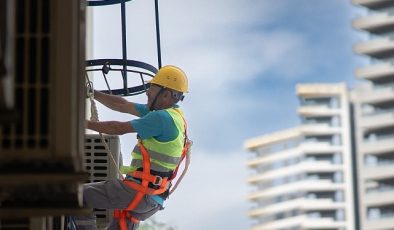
[153, 176, 163, 185]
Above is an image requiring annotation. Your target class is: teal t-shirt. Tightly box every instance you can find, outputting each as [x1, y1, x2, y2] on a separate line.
[130, 103, 178, 142]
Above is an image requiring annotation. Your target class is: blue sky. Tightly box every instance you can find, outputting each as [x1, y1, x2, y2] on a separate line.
[88, 0, 366, 229]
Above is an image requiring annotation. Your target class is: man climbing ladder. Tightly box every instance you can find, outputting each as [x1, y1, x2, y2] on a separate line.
[77, 65, 191, 230]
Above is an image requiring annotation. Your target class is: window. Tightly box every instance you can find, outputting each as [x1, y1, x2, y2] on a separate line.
[335, 191, 344, 202]
[330, 97, 340, 108]
[336, 209, 345, 221]
[368, 208, 381, 219]
[334, 172, 343, 183]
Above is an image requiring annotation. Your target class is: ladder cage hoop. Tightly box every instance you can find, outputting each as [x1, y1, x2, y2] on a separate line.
[86, 0, 163, 73]
[85, 59, 157, 97]
[86, 0, 133, 7]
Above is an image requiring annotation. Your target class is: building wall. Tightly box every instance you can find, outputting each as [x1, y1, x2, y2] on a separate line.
[352, 0, 394, 229]
[245, 83, 355, 230]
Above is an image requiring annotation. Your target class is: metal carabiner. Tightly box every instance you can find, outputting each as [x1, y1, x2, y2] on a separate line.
[86, 81, 94, 98]
[153, 176, 163, 186]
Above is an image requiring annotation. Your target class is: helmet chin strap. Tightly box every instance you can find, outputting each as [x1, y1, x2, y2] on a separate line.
[149, 87, 166, 111]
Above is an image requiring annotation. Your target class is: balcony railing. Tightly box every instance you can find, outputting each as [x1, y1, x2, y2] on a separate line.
[361, 136, 394, 154]
[352, 12, 394, 33]
[352, 0, 394, 10]
[360, 110, 394, 130]
[354, 37, 394, 59]
[298, 106, 341, 117]
[355, 62, 394, 80]
[356, 84, 394, 103]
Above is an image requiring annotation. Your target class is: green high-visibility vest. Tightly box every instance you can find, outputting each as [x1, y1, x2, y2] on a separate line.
[130, 108, 185, 173]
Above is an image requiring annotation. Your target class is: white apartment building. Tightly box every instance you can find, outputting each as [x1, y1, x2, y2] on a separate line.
[352, 0, 394, 229]
[245, 84, 355, 230]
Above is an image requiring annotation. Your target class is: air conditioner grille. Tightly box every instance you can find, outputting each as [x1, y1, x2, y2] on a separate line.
[0, 218, 30, 230]
[84, 134, 122, 229]
[1, 0, 51, 150]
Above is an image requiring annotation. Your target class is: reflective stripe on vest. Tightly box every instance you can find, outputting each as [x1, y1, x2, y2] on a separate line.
[130, 108, 185, 173]
[132, 145, 181, 164]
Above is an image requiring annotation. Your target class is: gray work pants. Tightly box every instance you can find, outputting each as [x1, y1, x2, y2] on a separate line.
[74, 178, 162, 230]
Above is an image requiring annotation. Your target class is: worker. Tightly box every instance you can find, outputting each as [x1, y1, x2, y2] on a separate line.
[75, 65, 190, 230]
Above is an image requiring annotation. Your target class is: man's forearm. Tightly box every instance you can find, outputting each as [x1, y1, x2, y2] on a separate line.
[93, 90, 139, 115]
[94, 90, 128, 110]
[86, 120, 134, 135]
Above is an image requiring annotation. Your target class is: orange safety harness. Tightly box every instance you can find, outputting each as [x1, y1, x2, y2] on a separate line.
[113, 111, 190, 229]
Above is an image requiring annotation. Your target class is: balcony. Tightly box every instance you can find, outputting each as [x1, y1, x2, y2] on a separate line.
[361, 136, 394, 154]
[248, 180, 344, 200]
[355, 85, 394, 104]
[252, 211, 346, 230]
[248, 145, 344, 169]
[365, 190, 394, 206]
[247, 147, 301, 167]
[352, 0, 394, 10]
[300, 142, 343, 153]
[250, 215, 305, 230]
[352, 12, 394, 33]
[365, 216, 394, 230]
[355, 63, 394, 80]
[249, 198, 343, 218]
[302, 219, 346, 229]
[300, 124, 342, 135]
[302, 198, 345, 210]
[248, 198, 303, 217]
[296, 84, 347, 97]
[354, 37, 394, 59]
[298, 106, 341, 117]
[244, 127, 301, 151]
[363, 165, 394, 180]
[360, 110, 394, 130]
[247, 161, 342, 184]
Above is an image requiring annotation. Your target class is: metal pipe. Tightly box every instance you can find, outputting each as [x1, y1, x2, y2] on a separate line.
[121, 0, 128, 94]
[154, 0, 162, 69]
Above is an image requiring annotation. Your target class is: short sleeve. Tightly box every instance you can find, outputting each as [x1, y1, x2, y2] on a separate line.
[130, 110, 178, 141]
[134, 103, 150, 117]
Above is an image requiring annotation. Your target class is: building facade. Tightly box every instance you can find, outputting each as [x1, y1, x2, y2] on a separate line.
[352, 0, 394, 229]
[245, 84, 355, 230]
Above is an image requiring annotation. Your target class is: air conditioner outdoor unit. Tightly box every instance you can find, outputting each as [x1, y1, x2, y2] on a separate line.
[0, 0, 89, 219]
[84, 134, 122, 229]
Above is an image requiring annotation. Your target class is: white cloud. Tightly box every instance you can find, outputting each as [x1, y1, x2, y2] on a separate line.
[160, 0, 313, 85]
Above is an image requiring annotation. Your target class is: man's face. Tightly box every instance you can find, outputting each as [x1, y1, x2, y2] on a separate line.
[146, 84, 163, 108]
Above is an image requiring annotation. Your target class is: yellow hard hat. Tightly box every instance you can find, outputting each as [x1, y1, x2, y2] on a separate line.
[150, 65, 189, 93]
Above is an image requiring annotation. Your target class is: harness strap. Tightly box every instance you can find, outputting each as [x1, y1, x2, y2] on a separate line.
[168, 108, 192, 195]
[113, 210, 140, 229]
[113, 139, 150, 229]
[170, 108, 187, 179]
[113, 109, 191, 229]
[129, 170, 168, 186]
[171, 141, 187, 179]
[128, 171, 170, 192]
[123, 179, 169, 195]
[127, 139, 151, 209]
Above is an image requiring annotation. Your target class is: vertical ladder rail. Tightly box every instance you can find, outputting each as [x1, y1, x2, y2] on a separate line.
[154, 0, 162, 69]
[120, 0, 128, 95]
